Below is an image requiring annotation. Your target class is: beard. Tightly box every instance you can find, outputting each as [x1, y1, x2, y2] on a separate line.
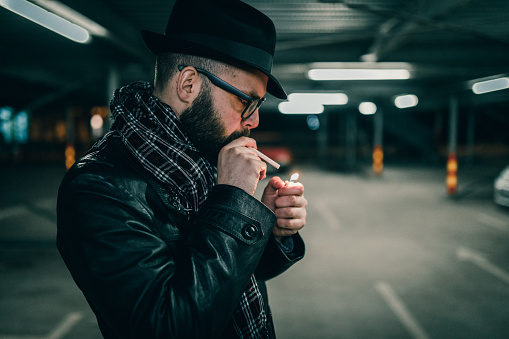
[180, 87, 250, 166]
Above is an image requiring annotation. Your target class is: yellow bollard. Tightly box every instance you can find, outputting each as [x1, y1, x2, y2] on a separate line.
[65, 143, 76, 170]
[446, 152, 458, 195]
[373, 145, 384, 176]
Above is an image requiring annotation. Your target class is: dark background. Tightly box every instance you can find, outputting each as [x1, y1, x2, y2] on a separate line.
[1, 1, 509, 338]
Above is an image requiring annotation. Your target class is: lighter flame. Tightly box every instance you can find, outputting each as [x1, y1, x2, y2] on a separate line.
[290, 173, 299, 181]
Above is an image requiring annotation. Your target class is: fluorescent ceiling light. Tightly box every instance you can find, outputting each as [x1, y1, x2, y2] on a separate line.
[287, 93, 348, 105]
[394, 94, 418, 109]
[279, 92, 348, 114]
[279, 102, 324, 114]
[308, 69, 410, 80]
[32, 0, 108, 37]
[1, 0, 90, 43]
[278, 92, 348, 114]
[472, 77, 509, 94]
[309, 62, 412, 69]
[359, 102, 377, 115]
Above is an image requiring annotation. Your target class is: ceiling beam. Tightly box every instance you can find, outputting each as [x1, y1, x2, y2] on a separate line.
[275, 32, 372, 52]
[363, 0, 476, 61]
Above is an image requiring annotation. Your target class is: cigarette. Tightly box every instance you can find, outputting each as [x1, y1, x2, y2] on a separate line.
[248, 147, 280, 169]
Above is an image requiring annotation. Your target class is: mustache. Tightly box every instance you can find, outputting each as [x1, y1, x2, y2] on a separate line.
[222, 128, 250, 146]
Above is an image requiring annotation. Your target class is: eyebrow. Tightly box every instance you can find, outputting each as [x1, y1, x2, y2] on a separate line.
[247, 90, 262, 100]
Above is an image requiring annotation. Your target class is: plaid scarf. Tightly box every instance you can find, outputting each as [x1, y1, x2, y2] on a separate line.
[107, 81, 215, 212]
[105, 81, 268, 338]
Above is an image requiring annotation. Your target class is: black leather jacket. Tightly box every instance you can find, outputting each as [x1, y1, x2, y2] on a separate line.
[56, 137, 305, 338]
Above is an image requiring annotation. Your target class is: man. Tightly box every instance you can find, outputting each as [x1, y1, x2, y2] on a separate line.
[57, 0, 307, 338]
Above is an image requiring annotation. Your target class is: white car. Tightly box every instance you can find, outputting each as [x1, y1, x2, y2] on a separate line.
[494, 166, 509, 207]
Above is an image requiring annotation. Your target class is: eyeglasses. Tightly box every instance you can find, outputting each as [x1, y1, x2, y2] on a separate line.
[178, 65, 265, 120]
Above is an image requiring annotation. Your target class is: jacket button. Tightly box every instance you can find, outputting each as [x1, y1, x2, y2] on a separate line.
[242, 224, 258, 240]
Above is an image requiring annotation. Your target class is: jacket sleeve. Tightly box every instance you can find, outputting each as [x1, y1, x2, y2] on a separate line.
[57, 164, 277, 339]
[255, 233, 305, 281]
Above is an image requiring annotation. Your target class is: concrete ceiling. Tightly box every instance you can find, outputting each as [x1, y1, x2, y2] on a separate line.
[1, 0, 508, 115]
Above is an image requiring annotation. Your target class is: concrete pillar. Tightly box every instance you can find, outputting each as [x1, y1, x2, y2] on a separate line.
[318, 112, 328, 167]
[345, 110, 357, 170]
[107, 65, 120, 105]
[105, 65, 120, 131]
[65, 106, 75, 170]
[466, 108, 475, 165]
[373, 109, 384, 175]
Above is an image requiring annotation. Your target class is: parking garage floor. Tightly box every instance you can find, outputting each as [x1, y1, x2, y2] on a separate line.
[1, 162, 508, 338]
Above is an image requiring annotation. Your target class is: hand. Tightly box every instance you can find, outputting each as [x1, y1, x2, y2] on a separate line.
[216, 137, 267, 195]
[261, 177, 307, 240]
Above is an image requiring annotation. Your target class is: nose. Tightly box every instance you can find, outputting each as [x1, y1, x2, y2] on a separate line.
[241, 109, 260, 130]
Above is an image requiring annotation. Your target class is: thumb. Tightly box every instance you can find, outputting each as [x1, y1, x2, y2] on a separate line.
[263, 176, 285, 196]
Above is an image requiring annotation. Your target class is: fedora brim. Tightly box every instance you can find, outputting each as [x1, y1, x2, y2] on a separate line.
[141, 30, 287, 100]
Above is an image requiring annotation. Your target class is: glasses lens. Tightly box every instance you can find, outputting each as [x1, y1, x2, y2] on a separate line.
[241, 99, 261, 119]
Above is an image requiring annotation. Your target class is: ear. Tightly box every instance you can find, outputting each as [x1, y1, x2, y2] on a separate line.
[176, 66, 202, 104]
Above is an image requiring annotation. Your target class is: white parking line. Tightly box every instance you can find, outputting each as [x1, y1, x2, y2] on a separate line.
[0, 205, 27, 221]
[457, 247, 509, 286]
[46, 312, 83, 339]
[0, 312, 83, 339]
[32, 198, 56, 211]
[0, 199, 56, 222]
[476, 213, 509, 232]
[312, 196, 341, 230]
[375, 281, 430, 339]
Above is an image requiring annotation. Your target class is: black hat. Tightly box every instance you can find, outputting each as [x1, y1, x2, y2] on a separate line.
[141, 0, 287, 99]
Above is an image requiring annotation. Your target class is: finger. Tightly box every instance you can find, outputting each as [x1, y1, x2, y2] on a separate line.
[263, 176, 285, 196]
[222, 136, 257, 150]
[259, 162, 267, 181]
[275, 206, 306, 219]
[274, 218, 305, 233]
[275, 195, 307, 208]
[278, 183, 304, 196]
[216, 142, 267, 195]
[221, 142, 262, 161]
